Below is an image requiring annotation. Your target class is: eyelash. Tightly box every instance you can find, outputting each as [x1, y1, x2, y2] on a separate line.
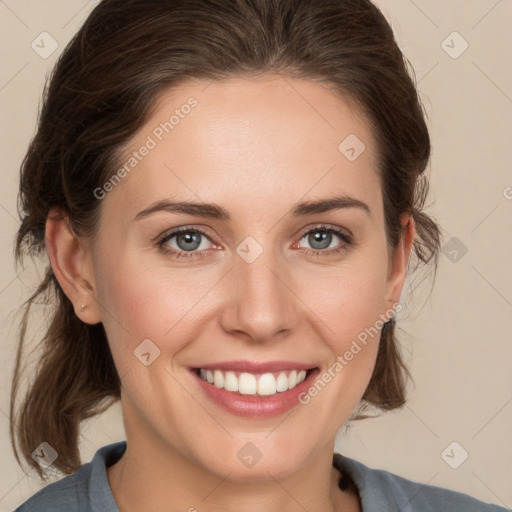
[157, 224, 353, 260]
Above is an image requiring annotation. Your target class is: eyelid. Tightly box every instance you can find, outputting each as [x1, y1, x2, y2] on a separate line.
[154, 224, 219, 245]
[296, 222, 353, 242]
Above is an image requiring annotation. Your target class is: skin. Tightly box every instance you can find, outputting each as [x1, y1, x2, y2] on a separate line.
[46, 74, 414, 512]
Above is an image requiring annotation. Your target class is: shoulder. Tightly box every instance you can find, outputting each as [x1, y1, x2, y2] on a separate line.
[334, 453, 508, 512]
[13, 465, 91, 512]
[13, 441, 126, 512]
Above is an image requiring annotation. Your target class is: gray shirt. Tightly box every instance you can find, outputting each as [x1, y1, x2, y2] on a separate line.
[14, 441, 508, 511]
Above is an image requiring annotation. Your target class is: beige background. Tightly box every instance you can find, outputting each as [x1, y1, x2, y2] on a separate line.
[0, 0, 511, 510]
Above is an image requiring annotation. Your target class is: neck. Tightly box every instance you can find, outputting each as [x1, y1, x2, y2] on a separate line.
[107, 433, 360, 512]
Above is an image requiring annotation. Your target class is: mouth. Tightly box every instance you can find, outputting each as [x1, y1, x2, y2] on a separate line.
[191, 366, 318, 397]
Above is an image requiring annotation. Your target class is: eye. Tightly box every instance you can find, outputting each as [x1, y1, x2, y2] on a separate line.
[296, 224, 353, 257]
[158, 227, 216, 259]
[157, 223, 353, 260]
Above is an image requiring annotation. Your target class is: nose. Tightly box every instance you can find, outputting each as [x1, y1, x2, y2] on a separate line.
[219, 241, 299, 344]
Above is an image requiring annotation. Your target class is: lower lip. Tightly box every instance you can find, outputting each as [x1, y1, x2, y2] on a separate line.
[191, 368, 319, 418]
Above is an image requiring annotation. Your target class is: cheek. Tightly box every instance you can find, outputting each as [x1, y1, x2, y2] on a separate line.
[93, 250, 220, 364]
[302, 256, 389, 349]
[291, 261, 389, 429]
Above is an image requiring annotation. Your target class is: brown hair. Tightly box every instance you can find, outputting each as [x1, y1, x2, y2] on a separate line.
[11, 0, 440, 478]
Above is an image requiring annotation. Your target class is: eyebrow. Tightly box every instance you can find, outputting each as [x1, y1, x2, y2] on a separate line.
[134, 195, 371, 221]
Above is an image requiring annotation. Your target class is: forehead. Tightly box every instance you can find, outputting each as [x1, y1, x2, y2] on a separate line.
[103, 74, 381, 221]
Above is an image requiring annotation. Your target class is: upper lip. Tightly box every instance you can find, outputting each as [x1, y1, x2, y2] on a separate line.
[192, 360, 317, 373]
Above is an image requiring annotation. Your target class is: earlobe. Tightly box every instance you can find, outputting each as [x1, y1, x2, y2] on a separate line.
[384, 212, 415, 308]
[45, 207, 101, 324]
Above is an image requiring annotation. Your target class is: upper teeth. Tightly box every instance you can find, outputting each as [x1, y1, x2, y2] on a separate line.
[199, 369, 308, 396]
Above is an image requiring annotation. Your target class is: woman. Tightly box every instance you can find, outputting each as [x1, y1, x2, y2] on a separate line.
[10, 0, 507, 510]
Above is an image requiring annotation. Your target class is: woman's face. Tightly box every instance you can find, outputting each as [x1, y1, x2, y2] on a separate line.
[87, 75, 411, 480]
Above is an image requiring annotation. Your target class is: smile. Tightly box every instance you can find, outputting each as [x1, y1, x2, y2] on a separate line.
[195, 368, 311, 396]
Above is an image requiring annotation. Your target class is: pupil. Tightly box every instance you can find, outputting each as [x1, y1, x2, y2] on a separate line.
[177, 231, 200, 251]
[310, 230, 331, 250]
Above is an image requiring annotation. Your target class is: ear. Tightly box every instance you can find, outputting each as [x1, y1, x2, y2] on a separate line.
[45, 207, 101, 324]
[384, 212, 415, 310]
